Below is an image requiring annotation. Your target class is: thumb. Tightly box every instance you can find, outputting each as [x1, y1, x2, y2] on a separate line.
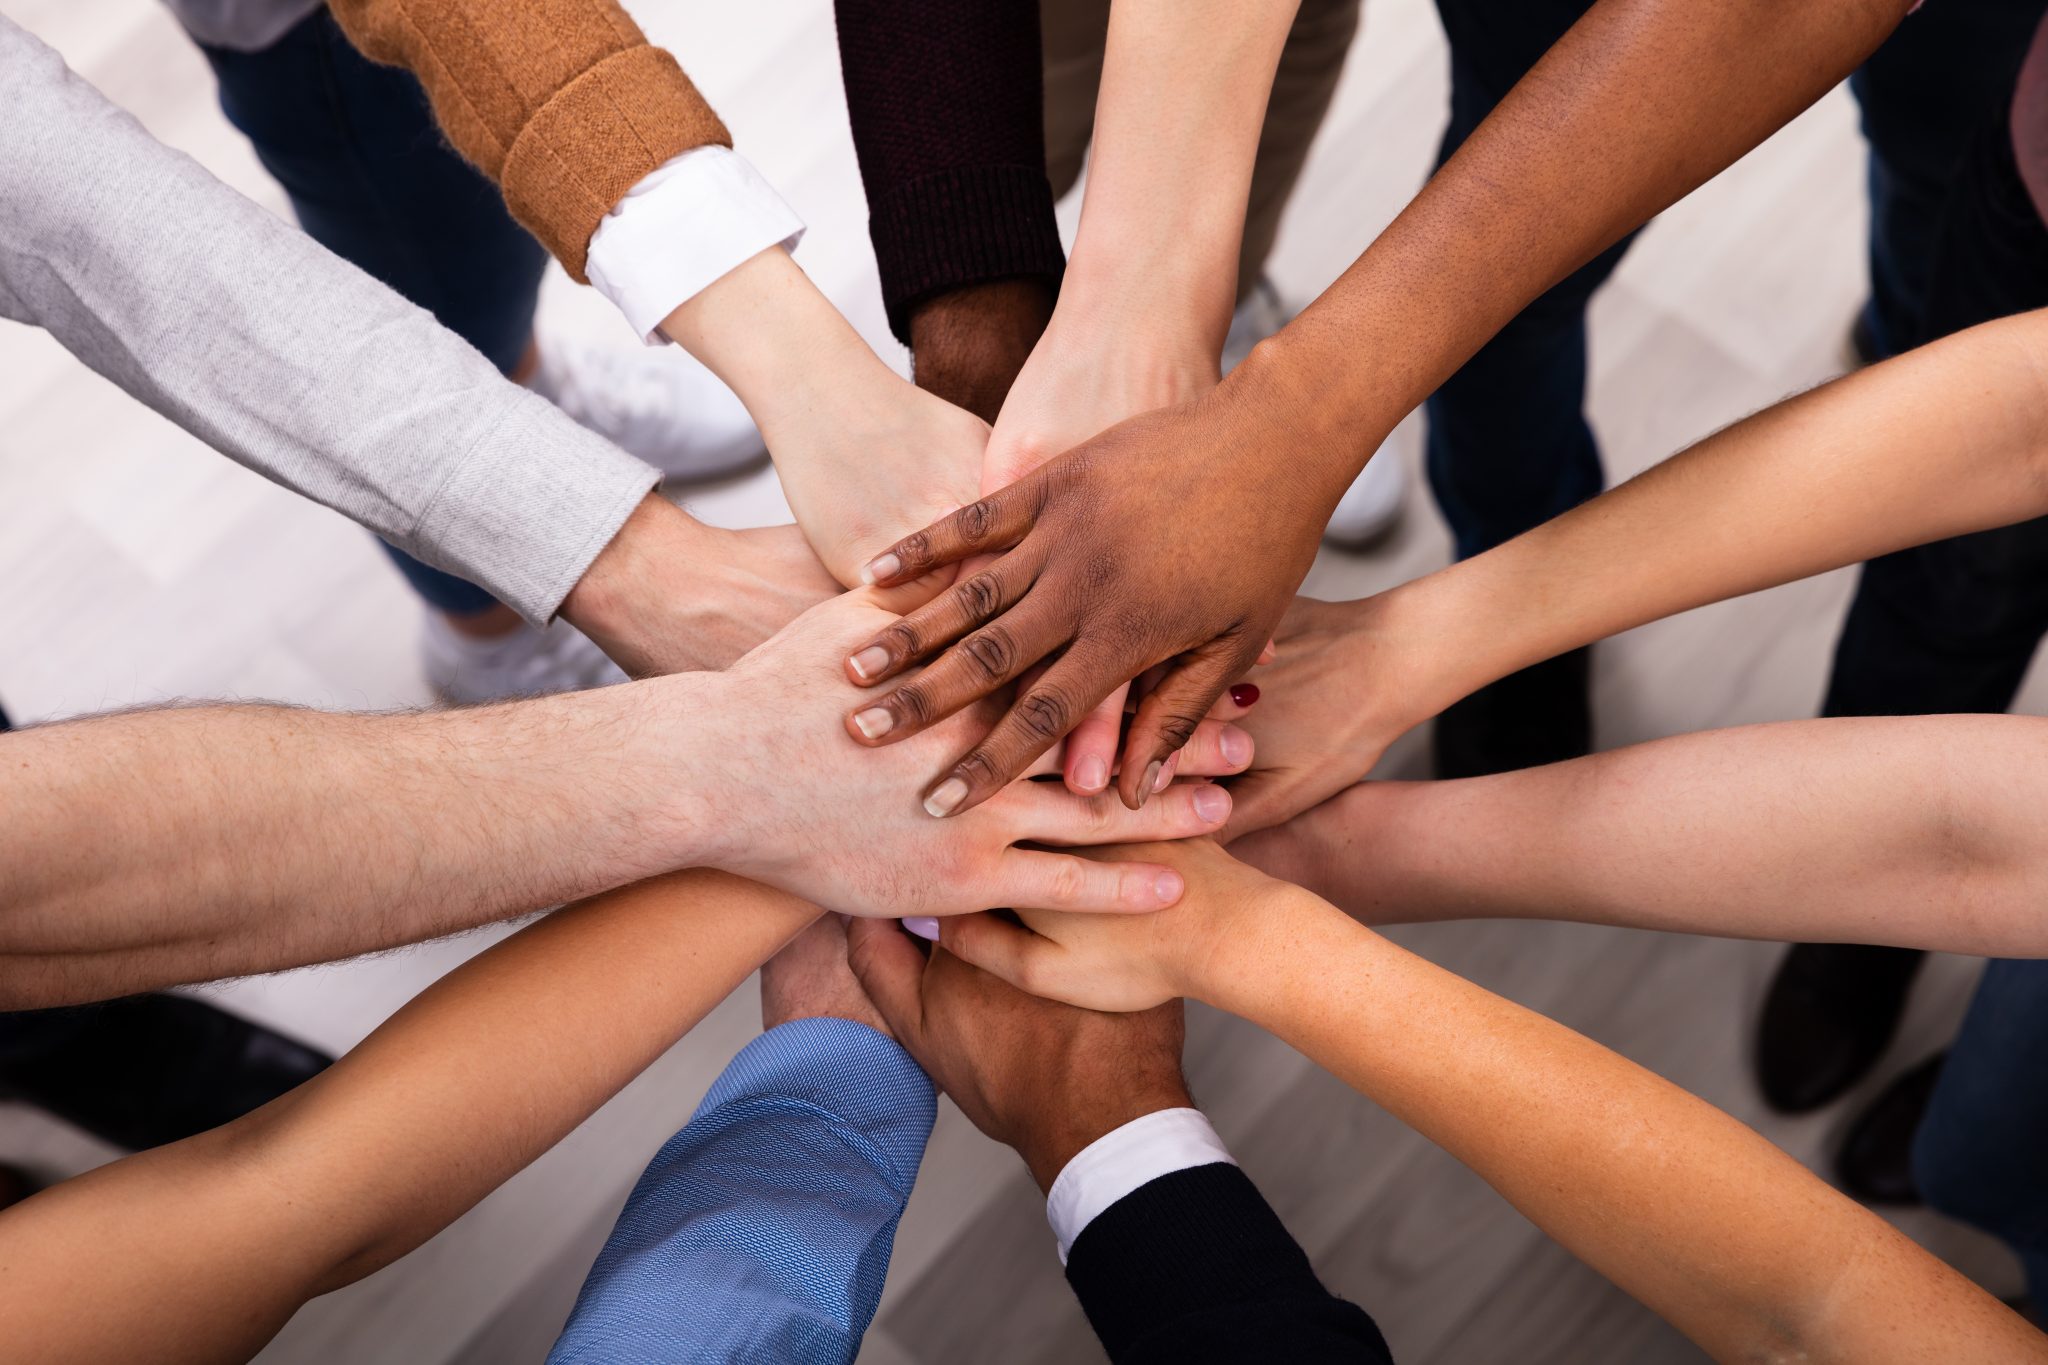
[844, 918, 933, 1048]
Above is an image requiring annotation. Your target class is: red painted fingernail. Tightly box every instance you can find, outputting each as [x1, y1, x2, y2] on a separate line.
[1229, 684, 1261, 708]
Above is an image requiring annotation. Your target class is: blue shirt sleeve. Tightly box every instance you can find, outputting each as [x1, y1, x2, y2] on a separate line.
[548, 1017, 937, 1365]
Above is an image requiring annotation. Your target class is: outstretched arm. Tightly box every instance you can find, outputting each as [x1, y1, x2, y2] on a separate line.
[1227, 306, 2048, 832]
[0, 870, 818, 1365]
[937, 841, 2047, 1365]
[1239, 714, 2048, 958]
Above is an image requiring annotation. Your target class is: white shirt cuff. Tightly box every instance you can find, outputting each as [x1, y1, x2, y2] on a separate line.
[584, 146, 806, 346]
[1044, 1107, 1237, 1265]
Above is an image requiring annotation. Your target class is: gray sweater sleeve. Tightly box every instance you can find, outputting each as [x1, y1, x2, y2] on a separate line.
[0, 17, 660, 624]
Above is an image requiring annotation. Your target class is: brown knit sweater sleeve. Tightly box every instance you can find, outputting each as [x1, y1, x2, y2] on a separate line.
[327, 0, 730, 282]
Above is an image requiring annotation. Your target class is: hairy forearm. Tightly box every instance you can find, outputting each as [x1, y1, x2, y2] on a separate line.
[1238, 0, 1910, 464]
[1288, 716, 2048, 956]
[0, 870, 817, 1364]
[1213, 902, 2038, 1363]
[1364, 308, 2048, 729]
[0, 682, 723, 1003]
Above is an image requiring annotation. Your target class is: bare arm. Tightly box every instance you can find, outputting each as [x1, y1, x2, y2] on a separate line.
[936, 841, 2047, 1364]
[1242, 715, 2048, 957]
[1228, 307, 2048, 832]
[0, 870, 818, 1364]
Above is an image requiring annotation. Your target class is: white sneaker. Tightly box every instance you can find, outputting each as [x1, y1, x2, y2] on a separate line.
[1323, 444, 1407, 551]
[421, 613, 628, 705]
[1221, 275, 1292, 375]
[528, 336, 770, 484]
[1223, 276, 1408, 552]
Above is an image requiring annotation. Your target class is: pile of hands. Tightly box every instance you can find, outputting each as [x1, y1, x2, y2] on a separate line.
[567, 263, 1433, 1105]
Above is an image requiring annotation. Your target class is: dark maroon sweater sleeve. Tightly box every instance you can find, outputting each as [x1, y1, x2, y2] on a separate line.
[832, 0, 1066, 345]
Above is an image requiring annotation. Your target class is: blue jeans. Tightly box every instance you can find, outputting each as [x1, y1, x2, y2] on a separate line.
[1422, 0, 2048, 561]
[196, 9, 547, 618]
[1913, 959, 2048, 1303]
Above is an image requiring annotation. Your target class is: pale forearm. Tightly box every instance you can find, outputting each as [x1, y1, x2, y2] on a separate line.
[1238, 0, 1909, 466]
[1292, 716, 2048, 956]
[1215, 903, 2036, 1363]
[1064, 0, 1301, 349]
[1370, 309, 2048, 727]
[0, 682, 724, 1003]
[0, 871, 817, 1364]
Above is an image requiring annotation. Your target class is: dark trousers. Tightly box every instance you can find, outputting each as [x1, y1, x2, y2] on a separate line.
[198, 9, 548, 617]
[1422, 0, 2048, 561]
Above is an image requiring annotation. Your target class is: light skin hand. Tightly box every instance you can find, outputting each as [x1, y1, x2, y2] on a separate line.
[562, 496, 843, 675]
[656, 247, 987, 587]
[701, 592, 1248, 919]
[845, 917, 1192, 1192]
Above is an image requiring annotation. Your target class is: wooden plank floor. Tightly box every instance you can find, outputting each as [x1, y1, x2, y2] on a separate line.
[0, 2, 2035, 1362]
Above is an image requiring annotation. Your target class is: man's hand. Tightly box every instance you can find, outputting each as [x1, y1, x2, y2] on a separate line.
[695, 592, 1255, 920]
[907, 280, 1057, 425]
[842, 377, 1353, 817]
[845, 917, 1191, 1192]
[563, 496, 843, 676]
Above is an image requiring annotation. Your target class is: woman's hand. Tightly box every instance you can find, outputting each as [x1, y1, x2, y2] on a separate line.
[932, 837, 1312, 1012]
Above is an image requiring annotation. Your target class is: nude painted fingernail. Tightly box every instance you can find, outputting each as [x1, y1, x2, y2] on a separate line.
[924, 777, 969, 818]
[1144, 760, 1165, 795]
[1220, 725, 1253, 767]
[1153, 871, 1185, 905]
[902, 916, 940, 941]
[1229, 683, 1260, 708]
[1075, 755, 1109, 792]
[860, 552, 902, 586]
[1192, 784, 1230, 822]
[849, 646, 890, 680]
[853, 707, 894, 740]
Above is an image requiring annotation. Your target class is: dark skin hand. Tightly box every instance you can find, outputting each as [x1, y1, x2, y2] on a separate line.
[845, 917, 1191, 1192]
[844, 373, 1346, 819]
[908, 279, 1057, 425]
[840, 0, 1913, 819]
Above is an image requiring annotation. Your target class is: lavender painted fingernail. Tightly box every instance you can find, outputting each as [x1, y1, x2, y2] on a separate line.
[902, 917, 940, 941]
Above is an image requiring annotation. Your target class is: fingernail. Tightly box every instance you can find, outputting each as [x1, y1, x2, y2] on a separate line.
[1192, 784, 1230, 822]
[924, 777, 969, 818]
[860, 552, 902, 586]
[1153, 870, 1185, 905]
[1144, 760, 1164, 795]
[1220, 725, 1253, 767]
[1075, 755, 1109, 792]
[849, 646, 890, 680]
[1229, 683, 1260, 708]
[902, 916, 940, 941]
[853, 707, 894, 740]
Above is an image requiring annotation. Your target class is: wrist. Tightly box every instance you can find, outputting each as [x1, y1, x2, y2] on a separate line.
[908, 280, 1055, 423]
[1014, 1073, 1195, 1194]
[1058, 245, 1233, 365]
[559, 495, 722, 677]
[1195, 883, 1351, 1022]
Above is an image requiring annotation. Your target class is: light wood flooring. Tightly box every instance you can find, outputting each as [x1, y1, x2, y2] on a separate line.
[0, 2, 2036, 1362]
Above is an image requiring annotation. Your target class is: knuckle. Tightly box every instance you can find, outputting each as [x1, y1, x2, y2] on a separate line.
[1016, 686, 1072, 742]
[958, 570, 1004, 624]
[958, 499, 998, 543]
[879, 621, 923, 661]
[1155, 711, 1200, 750]
[962, 627, 1016, 682]
[890, 684, 934, 728]
[1046, 860, 1085, 907]
[896, 530, 932, 568]
[955, 748, 1001, 787]
[1080, 550, 1122, 593]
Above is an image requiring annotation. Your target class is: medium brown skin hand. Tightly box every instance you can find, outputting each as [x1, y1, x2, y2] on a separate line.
[842, 374, 1350, 819]
[845, 918, 1192, 1192]
[907, 279, 1058, 425]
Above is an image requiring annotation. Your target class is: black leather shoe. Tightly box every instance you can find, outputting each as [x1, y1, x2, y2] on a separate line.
[0, 994, 330, 1151]
[1755, 942, 1925, 1114]
[1836, 1052, 1945, 1205]
[1432, 647, 1593, 780]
